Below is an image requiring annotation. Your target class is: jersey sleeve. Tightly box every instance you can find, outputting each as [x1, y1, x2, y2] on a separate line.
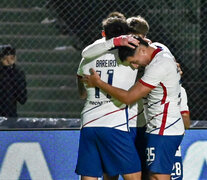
[77, 57, 97, 77]
[81, 38, 114, 59]
[77, 58, 85, 76]
[180, 86, 189, 113]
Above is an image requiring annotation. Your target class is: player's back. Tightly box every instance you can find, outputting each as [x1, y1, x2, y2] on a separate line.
[78, 48, 138, 131]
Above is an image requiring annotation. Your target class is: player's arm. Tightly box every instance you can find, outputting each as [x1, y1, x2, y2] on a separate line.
[82, 35, 139, 59]
[181, 111, 190, 129]
[176, 62, 183, 76]
[76, 58, 87, 99]
[180, 86, 191, 129]
[82, 38, 114, 59]
[77, 75, 87, 99]
[82, 68, 152, 104]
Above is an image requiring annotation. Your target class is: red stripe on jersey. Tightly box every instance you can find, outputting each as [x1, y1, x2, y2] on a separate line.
[82, 107, 126, 127]
[159, 102, 169, 135]
[129, 114, 138, 121]
[160, 82, 167, 105]
[150, 112, 163, 121]
[181, 110, 190, 114]
[139, 79, 156, 89]
[151, 48, 162, 60]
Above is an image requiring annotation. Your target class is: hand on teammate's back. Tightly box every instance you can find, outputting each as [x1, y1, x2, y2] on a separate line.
[82, 68, 100, 88]
[176, 63, 183, 76]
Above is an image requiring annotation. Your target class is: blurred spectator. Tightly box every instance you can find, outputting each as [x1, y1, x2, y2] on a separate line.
[0, 45, 27, 119]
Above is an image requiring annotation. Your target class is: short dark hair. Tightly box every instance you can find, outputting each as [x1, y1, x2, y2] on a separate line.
[118, 36, 149, 62]
[107, 11, 126, 20]
[0, 44, 16, 59]
[118, 46, 136, 62]
[102, 17, 129, 40]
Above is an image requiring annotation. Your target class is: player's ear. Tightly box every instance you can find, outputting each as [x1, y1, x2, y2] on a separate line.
[102, 30, 106, 37]
[140, 46, 147, 55]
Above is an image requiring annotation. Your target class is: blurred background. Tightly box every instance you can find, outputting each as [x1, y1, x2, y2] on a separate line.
[0, 0, 206, 121]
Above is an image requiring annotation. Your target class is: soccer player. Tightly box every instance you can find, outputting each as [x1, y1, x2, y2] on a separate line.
[82, 37, 185, 180]
[179, 87, 191, 130]
[76, 17, 141, 180]
[171, 86, 190, 180]
[82, 14, 188, 180]
[139, 40, 190, 180]
[82, 15, 150, 180]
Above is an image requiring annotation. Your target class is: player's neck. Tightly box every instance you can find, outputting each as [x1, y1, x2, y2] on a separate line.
[145, 46, 157, 65]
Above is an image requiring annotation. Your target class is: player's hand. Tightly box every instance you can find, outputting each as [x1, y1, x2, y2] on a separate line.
[176, 63, 183, 76]
[82, 68, 101, 87]
[143, 37, 152, 44]
[113, 35, 139, 49]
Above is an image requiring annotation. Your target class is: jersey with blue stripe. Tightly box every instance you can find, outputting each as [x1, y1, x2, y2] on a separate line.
[140, 43, 185, 135]
[77, 39, 138, 131]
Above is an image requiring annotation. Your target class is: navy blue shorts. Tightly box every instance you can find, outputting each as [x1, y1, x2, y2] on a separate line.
[145, 133, 183, 174]
[75, 127, 141, 177]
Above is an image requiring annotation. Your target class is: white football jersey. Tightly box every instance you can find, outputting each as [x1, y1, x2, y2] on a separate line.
[140, 43, 185, 135]
[154, 42, 190, 114]
[128, 103, 138, 127]
[141, 86, 189, 128]
[77, 38, 138, 131]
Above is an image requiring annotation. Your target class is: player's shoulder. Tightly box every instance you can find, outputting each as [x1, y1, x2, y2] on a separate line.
[152, 42, 172, 56]
[181, 86, 188, 97]
[152, 42, 170, 52]
[78, 57, 91, 66]
[147, 52, 173, 75]
[150, 52, 171, 67]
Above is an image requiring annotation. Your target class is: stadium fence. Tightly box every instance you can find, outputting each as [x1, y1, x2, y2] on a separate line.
[0, 0, 206, 121]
